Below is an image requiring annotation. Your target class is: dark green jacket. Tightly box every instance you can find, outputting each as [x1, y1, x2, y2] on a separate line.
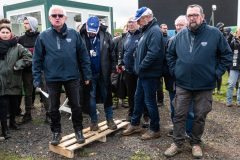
[0, 44, 32, 95]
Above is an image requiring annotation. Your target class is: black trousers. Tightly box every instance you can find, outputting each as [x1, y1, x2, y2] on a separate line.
[0, 95, 19, 125]
[47, 79, 83, 133]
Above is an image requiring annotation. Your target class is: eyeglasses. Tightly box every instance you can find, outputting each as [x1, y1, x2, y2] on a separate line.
[51, 14, 64, 18]
[187, 14, 200, 19]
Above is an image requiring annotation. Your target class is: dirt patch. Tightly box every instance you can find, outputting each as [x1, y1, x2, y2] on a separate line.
[0, 94, 240, 160]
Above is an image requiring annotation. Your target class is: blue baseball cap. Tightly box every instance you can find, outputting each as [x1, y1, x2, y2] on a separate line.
[133, 7, 153, 21]
[86, 16, 100, 34]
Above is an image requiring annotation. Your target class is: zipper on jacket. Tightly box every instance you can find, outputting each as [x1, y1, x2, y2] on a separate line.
[189, 35, 195, 53]
[57, 36, 61, 49]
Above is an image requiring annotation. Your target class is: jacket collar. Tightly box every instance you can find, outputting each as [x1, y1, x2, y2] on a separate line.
[52, 23, 68, 38]
[188, 20, 207, 35]
[140, 17, 158, 33]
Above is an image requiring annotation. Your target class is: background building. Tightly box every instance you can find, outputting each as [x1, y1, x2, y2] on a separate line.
[139, 0, 238, 30]
[1, 0, 113, 36]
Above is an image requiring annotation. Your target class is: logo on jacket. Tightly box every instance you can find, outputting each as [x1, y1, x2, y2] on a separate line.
[66, 38, 72, 43]
[201, 42, 207, 46]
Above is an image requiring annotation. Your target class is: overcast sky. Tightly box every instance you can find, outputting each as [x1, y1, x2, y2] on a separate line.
[0, 0, 138, 28]
[73, 0, 138, 28]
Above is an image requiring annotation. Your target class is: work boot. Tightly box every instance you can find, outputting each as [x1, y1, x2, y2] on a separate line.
[21, 114, 32, 124]
[50, 132, 61, 146]
[192, 145, 203, 159]
[122, 124, 142, 136]
[140, 130, 161, 140]
[75, 130, 85, 144]
[107, 119, 117, 130]
[90, 122, 99, 131]
[1, 121, 11, 139]
[164, 143, 182, 157]
[9, 121, 20, 130]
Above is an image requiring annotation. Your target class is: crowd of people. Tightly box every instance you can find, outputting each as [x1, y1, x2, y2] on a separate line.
[0, 3, 237, 159]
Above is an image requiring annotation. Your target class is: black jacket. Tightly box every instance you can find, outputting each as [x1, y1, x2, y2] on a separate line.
[230, 37, 240, 70]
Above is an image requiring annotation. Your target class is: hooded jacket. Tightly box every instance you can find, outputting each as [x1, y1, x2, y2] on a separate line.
[32, 24, 92, 86]
[167, 22, 232, 90]
[134, 17, 164, 78]
[0, 43, 32, 95]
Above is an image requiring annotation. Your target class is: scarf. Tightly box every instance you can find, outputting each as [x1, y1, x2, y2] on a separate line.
[0, 36, 18, 60]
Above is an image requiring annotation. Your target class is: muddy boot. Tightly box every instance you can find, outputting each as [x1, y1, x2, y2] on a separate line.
[1, 121, 11, 139]
[21, 113, 32, 124]
[9, 119, 20, 130]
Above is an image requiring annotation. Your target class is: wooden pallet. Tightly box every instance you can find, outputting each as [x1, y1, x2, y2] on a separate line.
[49, 119, 129, 158]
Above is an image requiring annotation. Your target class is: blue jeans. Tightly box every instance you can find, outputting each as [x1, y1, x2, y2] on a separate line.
[89, 74, 113, 123]
[226, 70, 240, 105]
[47, 79, 83, 133]
[170, 91, 194, 136]
[131, 78, 160, 132]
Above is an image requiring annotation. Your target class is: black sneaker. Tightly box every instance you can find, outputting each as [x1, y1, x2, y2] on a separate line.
[50, 132, 61, 146]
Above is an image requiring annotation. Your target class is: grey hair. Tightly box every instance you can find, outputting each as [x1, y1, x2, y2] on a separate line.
[48, 5, 67, 16]
[175, 15, 188, 25]
[187, 4, 204, 15]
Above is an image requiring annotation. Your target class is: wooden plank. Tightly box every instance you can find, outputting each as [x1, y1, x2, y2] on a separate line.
[49, 144, 74, 158]
[66, 121, 129, 151]
[60, 121, 107, 142]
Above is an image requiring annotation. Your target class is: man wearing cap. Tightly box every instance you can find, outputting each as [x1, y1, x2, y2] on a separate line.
[122, 7, 164, 140]
[18, 16, 41, 124]
[33, 5, 92, 145]
[164, 4, 232, 158]
[79, 16, 117, 131]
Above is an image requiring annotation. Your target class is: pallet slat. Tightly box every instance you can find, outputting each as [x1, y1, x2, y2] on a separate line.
[49, 120, 129, 158]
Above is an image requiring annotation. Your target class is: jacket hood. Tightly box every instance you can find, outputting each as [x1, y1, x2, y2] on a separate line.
[25, 16, 38, 32]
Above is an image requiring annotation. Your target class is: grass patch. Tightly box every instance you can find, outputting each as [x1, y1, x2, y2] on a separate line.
[32, 118, 45, 125]
[212, 72, 232, 103]
[130, 150, 151, 160]
[0, 150, 36, 160]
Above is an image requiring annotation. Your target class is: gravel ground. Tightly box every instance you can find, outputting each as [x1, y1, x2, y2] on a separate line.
[0, 94, 240, 160]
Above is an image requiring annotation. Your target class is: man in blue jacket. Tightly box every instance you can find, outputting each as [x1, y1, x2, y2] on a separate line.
[122, 7, 164, 140]
[164, 4, 232, 158]
[32, 5, 92, 145]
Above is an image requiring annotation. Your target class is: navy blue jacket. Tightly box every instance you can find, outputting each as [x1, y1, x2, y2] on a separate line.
[134, 18, 164, 78]
[32, 24, 92, 86]
[122, 30, 141, 73]
[167, 22, 232, 90]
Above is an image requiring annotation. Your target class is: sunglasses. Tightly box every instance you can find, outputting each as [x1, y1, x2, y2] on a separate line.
[51, 14, 64, 18]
